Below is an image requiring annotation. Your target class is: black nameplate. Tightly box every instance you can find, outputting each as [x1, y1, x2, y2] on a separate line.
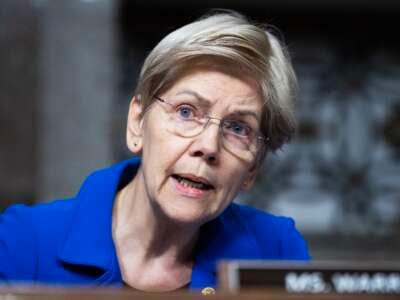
[218, 260, 400, 294]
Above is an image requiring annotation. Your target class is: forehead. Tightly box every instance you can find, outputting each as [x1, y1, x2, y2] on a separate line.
[161, 67, 263, 115]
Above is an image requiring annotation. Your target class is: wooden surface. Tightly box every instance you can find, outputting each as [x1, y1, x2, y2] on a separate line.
[1, 286, 400, 300]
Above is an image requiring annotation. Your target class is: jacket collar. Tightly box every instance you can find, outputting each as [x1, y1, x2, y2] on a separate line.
[190, 204, 263, 289]
[57, 158, 262, 287]
[58, 158, 141, 271]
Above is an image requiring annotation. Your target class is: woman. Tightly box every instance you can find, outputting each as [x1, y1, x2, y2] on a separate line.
[0, 11, 309, 291]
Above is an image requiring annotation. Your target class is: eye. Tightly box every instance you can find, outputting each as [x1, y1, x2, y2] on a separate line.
[223, 120, 252, 137]
[176, 105, 195, 119]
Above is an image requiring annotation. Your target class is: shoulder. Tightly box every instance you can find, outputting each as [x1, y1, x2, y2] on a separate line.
[229, 202, 292, 226]
[0, 199, 76, 281]
[226, 203, 310, 260]
[24, 199, 76, 231]
[3, 199, 76, 239]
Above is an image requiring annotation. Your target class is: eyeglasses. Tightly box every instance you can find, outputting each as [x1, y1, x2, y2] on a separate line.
[150, 96, 268, 162]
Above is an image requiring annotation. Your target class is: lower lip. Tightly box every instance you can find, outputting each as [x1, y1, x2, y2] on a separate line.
[171, 176, 210, 198]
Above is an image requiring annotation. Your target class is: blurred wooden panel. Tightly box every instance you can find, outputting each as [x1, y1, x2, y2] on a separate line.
[0, 0, 39, 210]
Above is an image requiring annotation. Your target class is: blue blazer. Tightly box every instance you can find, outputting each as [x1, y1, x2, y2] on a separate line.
[0, 158, 309, 289]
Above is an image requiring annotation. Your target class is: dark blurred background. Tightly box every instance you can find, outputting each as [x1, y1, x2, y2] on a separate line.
[1, 0, 399, 260]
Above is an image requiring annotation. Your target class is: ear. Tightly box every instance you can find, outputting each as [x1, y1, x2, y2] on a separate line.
[241, 164, 259, 191]
[126, 95, 144, 155]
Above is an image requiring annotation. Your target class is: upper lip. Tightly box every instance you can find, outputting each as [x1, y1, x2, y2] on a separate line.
[174, 173, 215, 188]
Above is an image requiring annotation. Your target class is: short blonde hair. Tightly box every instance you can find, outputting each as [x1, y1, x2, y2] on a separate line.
[134, 11, 297, 161]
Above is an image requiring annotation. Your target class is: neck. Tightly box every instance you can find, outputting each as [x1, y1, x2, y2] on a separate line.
[112, 168, 200, 264]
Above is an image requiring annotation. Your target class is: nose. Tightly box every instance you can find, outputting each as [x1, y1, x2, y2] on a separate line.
[188, 119, 221, 165]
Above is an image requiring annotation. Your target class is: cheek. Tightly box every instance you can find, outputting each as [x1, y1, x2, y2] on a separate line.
[141, 125, 190, 175]
[217, 165, 249, 204]
[144, 134, 188, 162]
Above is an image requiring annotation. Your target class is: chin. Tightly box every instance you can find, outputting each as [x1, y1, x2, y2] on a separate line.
[161, 204, 215, 227]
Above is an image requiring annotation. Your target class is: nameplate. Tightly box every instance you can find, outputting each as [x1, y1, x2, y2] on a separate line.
[218, 260, 400, 294]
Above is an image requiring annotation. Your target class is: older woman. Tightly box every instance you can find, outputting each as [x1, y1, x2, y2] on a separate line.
[0, 11, 309, 291]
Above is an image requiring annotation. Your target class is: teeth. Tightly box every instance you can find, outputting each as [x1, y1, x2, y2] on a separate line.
[177, 177, 206, 189]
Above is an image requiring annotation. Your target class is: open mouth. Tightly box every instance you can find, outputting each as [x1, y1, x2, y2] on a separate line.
[171, 174, 214, 191]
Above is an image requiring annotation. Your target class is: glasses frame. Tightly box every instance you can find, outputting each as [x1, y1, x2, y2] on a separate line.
[152, 96, 269, 156]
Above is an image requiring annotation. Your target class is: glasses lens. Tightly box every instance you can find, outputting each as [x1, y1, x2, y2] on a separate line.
[158, 99, 262, 161]
[170, 115, 204, 138]
[222, 131, 259, 158]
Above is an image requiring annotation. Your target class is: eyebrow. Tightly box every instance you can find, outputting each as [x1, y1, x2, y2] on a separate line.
[176, 89, 260, 121]
[230, 110, 260, 122]
[175, 90, 212, 106]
